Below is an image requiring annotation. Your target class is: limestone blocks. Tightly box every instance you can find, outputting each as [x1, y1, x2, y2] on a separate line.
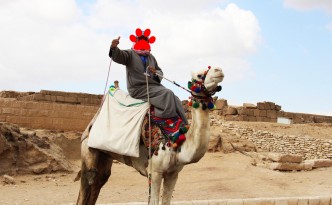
[254, 152, 332, 171]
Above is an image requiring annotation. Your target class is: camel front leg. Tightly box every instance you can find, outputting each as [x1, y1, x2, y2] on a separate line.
[161, 171, 179, 205]
[149, 171, 163, 205]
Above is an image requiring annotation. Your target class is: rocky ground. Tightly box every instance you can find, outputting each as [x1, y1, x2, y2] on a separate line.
[1, 121, 332, 204]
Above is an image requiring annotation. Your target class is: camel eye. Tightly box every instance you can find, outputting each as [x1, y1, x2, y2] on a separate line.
[197, 74, 202, 78]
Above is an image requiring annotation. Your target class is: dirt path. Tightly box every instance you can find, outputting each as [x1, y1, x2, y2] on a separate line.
[2, 152, 332, 205]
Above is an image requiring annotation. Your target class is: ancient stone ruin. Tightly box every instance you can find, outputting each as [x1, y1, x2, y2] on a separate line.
[1, 90, 332, 173]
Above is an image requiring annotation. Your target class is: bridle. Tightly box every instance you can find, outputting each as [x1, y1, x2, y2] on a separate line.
[188, 66, 222, 110]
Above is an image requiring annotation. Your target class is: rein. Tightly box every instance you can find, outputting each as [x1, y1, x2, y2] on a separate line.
[144, 71, 153, 205]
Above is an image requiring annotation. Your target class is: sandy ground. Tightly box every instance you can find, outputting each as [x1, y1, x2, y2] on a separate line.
[1, 152, 332, 205]
[1, 121, 332, 205]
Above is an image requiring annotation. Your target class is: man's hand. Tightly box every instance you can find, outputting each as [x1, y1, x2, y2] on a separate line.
[111, 36, 120, 48]
[147, 66, 157, 75]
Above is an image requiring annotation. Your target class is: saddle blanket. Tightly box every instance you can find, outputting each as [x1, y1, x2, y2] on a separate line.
[87, 88, 149, 157]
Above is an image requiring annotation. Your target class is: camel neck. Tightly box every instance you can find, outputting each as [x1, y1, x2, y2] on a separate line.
[178, 107, 210, 164]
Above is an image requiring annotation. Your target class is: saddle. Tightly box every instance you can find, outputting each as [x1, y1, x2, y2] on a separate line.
[87, 87, 188, 157]
[141, 107, 189, 156]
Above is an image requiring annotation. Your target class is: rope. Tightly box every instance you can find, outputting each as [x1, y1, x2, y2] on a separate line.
[100, 59, 113, 107]
[153, 72, 191, 94]
[145, 71, 153, 205]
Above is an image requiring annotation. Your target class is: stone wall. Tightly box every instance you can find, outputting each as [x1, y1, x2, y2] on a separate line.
[17, 90, 103, 105]
[278, 111, 332, 124]
[213, 99, 332, 124]
[1, 90, 332, 131]
[219, 121, 332, 160]
[0, 98, 97, 131]
[0, 90, 102, 131]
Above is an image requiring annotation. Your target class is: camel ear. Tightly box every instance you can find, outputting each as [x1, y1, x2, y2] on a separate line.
[136, 28, 142, 36]
[144, 28, 151, 37]
[129, 35, 137, 42]
[149, 36, 156, 44]
[191, 71, 196, 79]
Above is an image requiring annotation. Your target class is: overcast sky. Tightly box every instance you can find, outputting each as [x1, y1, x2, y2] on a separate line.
[0, 0, 331, 115]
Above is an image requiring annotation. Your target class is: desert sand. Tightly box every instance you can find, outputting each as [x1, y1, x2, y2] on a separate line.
[1, 122, 332, 205]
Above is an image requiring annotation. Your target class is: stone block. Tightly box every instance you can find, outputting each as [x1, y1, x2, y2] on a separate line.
[247, 109, 254, 116]
[256, 117, 264, 122]
[257, 102, 266, 110]
[237, 115, 249, 121]
[259, 110, 267, 117]
[266, 102, 276, 110]
[78, 97, 89, 104]
[51, 95, 57, 102]
[243, 103, 257, 109]
[0, 99, 15, 107]
[1, 108, 17, 115]
[225, 107, 238, 115]
[0, 115, 6, 122]
[23, 101, 36, 109]
[303, 160, 314, 170]
[64, 96, 78, 104]
[237, 107, 247, 115]
[275, 104, 282, 111]
[268, 152, 303, 163]
[56, 96, 65, 102]
[33, 93, 45, 101]
[44, 95, 52, 101]
[267, 110, 277, 119]
[253, 109, 260, 116]
[248, 116, 257, 122]
[268, 162, 305, 171]
[305, 159, 332, 168]
[10, 101, 25, 108]
[215, 99, 228, 109]
[38, 102, 53, 110]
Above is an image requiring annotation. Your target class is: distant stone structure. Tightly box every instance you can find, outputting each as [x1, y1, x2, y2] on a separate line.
[212, 99, 332, 124]
[0, 90, 100, 131]
[1, 90, 332, 131]
[218, 121, 332, 160]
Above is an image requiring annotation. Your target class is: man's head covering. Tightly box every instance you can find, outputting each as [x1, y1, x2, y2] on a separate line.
[130, 28, 156, 55]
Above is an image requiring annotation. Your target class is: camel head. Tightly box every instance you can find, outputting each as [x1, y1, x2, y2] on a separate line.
[188, 66, 224, 110]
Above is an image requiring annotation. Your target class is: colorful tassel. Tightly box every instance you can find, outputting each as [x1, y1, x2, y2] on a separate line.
[194, 87, 201, 93]
[171, 132, 181, 142]
[193, 102, 200, 108]
[179, 126, 189, 134]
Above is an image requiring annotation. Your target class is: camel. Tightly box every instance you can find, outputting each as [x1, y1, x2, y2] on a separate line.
[76, 66, 224, 205]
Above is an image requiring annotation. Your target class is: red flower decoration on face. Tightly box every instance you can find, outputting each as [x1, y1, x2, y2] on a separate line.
[129, 28, 156, 50]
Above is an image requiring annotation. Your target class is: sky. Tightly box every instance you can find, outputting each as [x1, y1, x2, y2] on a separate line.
[0, 0, 331, 116]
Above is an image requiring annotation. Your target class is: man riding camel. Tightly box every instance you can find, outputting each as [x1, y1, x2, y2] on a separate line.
[109, 28, 188, 124]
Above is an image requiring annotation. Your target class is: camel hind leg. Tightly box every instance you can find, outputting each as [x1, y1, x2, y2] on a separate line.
[76, 138, 113, 205]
